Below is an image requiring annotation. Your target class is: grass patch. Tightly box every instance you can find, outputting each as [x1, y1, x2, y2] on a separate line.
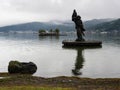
[0, 86, 74, 90]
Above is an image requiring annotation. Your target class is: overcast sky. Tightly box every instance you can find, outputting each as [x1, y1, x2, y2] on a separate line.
[0, 0, 120, 26]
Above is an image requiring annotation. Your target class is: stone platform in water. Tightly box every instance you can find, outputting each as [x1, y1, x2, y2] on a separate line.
[62, 40, 102, 47]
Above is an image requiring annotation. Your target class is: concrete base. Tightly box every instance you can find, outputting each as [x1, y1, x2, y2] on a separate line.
[62, 40, 102, 47]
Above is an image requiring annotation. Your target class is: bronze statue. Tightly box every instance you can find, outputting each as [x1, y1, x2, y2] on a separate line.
[72, 9, 85, 41]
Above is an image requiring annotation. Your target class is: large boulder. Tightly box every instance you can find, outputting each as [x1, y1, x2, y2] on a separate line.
[8, 61, 37, 74]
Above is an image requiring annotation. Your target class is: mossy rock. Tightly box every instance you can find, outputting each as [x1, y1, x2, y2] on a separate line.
[8, 61, 37, 74]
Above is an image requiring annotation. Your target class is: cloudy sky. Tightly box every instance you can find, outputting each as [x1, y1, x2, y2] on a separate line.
[0, 0, 120, 26]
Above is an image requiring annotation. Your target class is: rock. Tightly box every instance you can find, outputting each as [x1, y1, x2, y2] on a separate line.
[8, 61, 37, 74]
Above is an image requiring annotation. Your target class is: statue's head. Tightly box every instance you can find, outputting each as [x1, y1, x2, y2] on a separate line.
[77, 15, 81, 20]
[73, 9, 77, 14]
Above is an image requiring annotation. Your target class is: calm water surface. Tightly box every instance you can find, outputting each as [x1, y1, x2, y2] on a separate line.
[0, 33, 120, 78]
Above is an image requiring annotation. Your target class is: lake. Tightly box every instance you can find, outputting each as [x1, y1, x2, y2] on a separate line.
[0, 32, 120, 78]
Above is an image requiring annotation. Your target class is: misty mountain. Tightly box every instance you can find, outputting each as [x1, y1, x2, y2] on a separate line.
[88, 18, 120, 32]
[0, 22, 74, 32]
[0, 18, 119, 33]
[84, 18, 115, 29]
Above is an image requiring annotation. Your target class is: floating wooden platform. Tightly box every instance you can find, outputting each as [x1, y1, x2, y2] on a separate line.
[62, 40, 102, 47]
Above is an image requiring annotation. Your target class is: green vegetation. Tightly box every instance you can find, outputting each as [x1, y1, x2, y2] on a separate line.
[49, 29, 53, 33]
[54, 28, 60, 34]
[39, 28, 60, 36]
[0, 86, 73, 90]
[39, 29, 46, 34]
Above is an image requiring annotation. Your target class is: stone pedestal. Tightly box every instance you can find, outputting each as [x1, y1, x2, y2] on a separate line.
[62, 40, 102, 47]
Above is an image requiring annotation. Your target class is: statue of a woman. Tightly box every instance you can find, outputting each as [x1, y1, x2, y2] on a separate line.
[72, 9, 85, 41]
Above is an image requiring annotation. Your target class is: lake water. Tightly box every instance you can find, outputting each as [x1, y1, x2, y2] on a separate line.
[0, 33, 120, 78]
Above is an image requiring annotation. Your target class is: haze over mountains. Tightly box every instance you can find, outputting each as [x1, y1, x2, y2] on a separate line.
[86, 19, 120, 32]
[0, 18, 119, 33]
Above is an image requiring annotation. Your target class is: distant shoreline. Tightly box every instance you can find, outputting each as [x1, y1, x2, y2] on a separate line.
[39, 33, 67, 36]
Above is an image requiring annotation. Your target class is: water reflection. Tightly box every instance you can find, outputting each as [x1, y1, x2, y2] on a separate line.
[1, 32, 120, 78]
[63, 46, 102, 76]
[0, 33, 38, 40]
[72, 48, 84, 75]
[39, 36, 59, 41]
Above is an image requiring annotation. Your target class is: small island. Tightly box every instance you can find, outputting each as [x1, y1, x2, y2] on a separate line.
[39, 28, 61, 36]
